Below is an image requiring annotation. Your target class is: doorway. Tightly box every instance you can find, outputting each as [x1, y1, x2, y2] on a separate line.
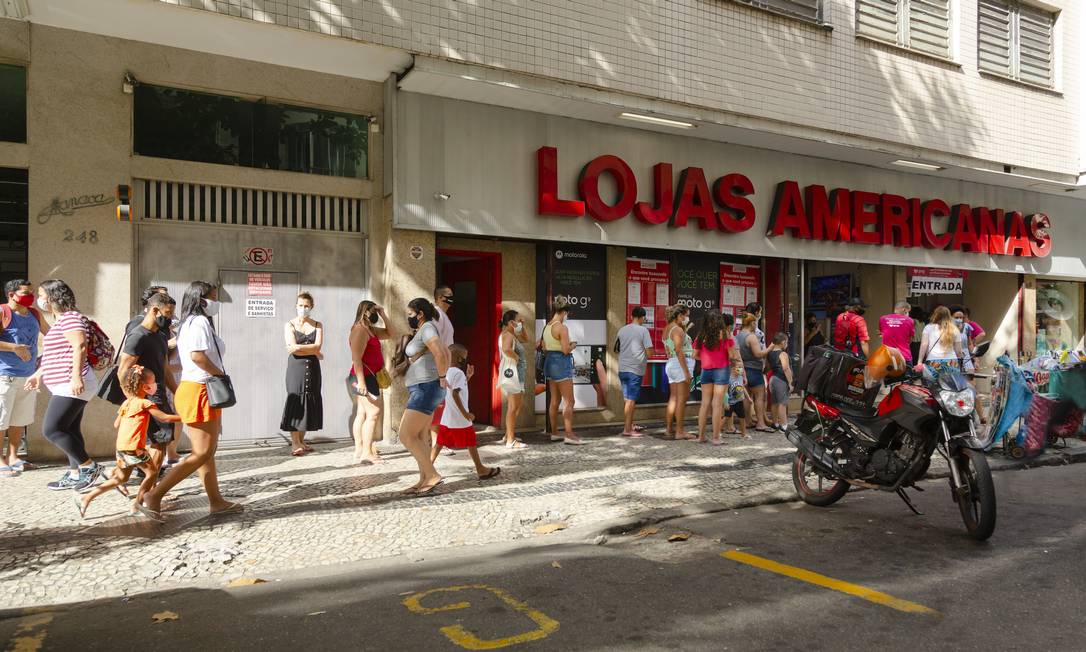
[437, 250, 501, 426]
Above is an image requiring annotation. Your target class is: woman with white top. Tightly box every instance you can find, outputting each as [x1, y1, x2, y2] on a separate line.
[915, 305, 963, 380]
[25, 280, 102, 492]
[141, 281, 239, 518]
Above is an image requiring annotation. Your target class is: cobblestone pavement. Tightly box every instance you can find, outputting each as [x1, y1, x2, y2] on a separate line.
[2, 422, 1083, 609]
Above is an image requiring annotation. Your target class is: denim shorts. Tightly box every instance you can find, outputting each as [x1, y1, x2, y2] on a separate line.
[700, 366, 730, 386]
[406, 379, 444, 415]
[745, 367, 765, 388]
[544, 351, 574, 382]
[618, 372, 643, 401]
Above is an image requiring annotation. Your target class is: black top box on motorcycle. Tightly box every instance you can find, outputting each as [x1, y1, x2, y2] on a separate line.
[797, 345, 881, 410]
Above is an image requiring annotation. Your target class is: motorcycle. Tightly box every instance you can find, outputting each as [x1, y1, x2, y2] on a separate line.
[785, 342, 996, 541]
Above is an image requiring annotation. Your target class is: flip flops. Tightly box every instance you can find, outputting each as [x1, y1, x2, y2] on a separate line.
[211, 502, 244, 516]
[134, 502, 165, 522]
[73, 495, 87, 518]
[504, 439, 528, 449]
[478, 467, 501, 481]
[414, 480, 444, 496]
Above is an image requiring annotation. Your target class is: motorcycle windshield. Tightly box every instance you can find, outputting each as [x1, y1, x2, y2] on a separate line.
[937, 371, 971, 393]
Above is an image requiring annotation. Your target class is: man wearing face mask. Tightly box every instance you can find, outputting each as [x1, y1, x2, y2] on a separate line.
[833, 297, 870, 358]
[803, 312, 825, 348]
[117, 292, 179, 470]
[0, 279, 49, 476]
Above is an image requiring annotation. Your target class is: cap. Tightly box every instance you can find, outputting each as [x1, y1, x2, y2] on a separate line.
[847, 297, 867, 308]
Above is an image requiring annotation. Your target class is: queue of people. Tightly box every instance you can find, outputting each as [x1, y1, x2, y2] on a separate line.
[6, 276, 802, 518]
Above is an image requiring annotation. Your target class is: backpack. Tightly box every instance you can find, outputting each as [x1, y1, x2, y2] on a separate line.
[0, 304, 44, 332]
[834, 313, 859, 353]
[80, 315, 115, 371]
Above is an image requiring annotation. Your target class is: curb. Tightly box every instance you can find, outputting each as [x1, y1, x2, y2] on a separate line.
[594, 443, 1086, 539]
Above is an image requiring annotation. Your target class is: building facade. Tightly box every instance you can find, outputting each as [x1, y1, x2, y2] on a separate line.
[0, 0, 1083, 457]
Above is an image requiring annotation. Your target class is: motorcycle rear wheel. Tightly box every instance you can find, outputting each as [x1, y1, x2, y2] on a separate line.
[955, 448, 997, 541]
[792, 452, 849, 507]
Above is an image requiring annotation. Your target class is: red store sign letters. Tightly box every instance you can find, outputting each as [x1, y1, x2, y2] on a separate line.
[536, 146, 1052, 259]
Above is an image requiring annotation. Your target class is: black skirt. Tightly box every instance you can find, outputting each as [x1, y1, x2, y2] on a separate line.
[281, 354, 323, 432]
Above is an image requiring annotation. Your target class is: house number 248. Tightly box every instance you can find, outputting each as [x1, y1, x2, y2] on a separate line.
[62, 230, 99, 244]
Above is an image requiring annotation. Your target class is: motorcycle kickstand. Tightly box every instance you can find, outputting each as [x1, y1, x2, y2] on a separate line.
[896, 489, 924, 516]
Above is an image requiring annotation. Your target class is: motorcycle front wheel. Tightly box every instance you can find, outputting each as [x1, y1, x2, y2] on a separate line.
[954, 448, 997, 541]
[792, 452, 849, 507]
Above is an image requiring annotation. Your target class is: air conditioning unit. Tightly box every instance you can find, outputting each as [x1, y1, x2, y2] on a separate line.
[1, 0, 29, 20]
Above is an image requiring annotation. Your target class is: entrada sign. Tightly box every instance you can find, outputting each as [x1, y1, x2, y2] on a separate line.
[535, 147, 1052, 258]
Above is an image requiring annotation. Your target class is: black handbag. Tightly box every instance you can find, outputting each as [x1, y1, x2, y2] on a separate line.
[203, 323, 236, 409]
[95, 325, 131, 405]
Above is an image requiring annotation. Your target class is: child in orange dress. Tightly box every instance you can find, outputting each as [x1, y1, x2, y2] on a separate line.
[430, 344, 500, 480]
[75, 366, 181, 520]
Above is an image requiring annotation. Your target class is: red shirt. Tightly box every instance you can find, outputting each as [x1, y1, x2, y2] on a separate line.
[833, 311, 869, 355]
[693, 337, 734, 370]
[879, 314, 915, 362]
[351, 331, 385, 377]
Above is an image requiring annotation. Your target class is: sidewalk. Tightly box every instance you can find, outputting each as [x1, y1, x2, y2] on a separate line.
[2, 422, 1084, 609]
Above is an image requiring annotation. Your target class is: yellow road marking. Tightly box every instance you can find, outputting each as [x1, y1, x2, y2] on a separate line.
[6, 614, 53, 652]
[404, 584, 560, 650]
[722, 551, 939, 616]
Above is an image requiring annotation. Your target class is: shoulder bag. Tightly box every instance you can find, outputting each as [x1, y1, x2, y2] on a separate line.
[95, 324, 132, 405]
[202, 322, 236, 409]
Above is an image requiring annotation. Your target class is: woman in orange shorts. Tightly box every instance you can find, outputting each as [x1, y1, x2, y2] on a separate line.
[140, 281, 241, 518]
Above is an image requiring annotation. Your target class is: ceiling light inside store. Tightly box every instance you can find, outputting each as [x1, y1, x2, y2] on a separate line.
[890, 159, 945, 171]
[618, 112, 696, 129]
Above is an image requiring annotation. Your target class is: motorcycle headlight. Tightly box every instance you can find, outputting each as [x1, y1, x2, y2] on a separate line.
[939, 388, 975, 417]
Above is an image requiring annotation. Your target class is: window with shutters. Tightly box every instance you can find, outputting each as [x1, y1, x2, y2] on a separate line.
[978, 1, 1056, 88]
[856, 0, 953, 60]
[732, 0, 822, 23]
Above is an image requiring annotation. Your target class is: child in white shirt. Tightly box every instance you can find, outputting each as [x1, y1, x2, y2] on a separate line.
[431, 344, 501, 480]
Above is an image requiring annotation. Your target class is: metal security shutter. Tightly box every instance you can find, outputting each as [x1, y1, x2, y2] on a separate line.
[978, 1, 1056, 88]
[857, 0, 901, 44]
[908, 0, 951, 58]
[735, 0, 821, 22]
[1018, 3, 1055, 87]
[978, 0, 1014, 77]
[133, 179, 365, 233]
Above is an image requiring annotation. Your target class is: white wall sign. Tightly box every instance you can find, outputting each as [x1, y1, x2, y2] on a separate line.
[245, 298, 276, 318]
[908, 276, 964, 295]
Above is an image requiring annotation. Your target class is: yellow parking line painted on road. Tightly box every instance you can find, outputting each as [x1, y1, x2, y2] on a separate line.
[5, 613, 53, 652]
[721, 551, 939, 616]
[403, 584, 560, 650]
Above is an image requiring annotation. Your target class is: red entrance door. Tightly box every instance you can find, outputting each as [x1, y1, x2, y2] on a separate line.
[438, 251, 501, 426]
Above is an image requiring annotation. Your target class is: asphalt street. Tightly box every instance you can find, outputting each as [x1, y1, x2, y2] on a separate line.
[3, 462, 1084, 651]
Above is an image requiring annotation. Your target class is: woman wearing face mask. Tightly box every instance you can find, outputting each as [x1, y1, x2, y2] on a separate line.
[281, 292, 323, 456]
[140, 281, 239, 518]
[662, 305, 696, 441]
[950, 306, 976, 378]
[398, 298, 450, 495]
[541, 298, 584, 445]
[498, 310, 530, 449]
[349, 300, 393, 464]
[24, 280, 103, 491]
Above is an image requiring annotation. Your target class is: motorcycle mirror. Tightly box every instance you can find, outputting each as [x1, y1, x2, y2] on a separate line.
[973, 340, 991, 359]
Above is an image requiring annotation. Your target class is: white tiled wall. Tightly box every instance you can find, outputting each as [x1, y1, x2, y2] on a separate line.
[157, 0, 1083, 176]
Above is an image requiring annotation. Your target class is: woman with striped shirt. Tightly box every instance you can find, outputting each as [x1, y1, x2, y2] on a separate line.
[25, 280, 103, 491]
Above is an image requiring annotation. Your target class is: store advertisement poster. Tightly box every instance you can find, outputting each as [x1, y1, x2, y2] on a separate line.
[809, 274, 852, 309]
[719, 263, 759, 321]
[671, 252, 719, 338]
[536, 243, 608, 412]
[626, 258, 670, 358]
[626, 257, 672, 405]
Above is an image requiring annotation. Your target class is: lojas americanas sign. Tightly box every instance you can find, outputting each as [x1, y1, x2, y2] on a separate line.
[535, 147, 1052, 259]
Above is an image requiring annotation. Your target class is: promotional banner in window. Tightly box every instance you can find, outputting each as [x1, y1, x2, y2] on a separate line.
[626, 255, 671, 405]
[535, 243, 608, 411]
[719, 264, 759, 321]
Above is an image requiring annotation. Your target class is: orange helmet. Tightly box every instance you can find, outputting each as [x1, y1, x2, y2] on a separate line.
[865, 345, 907, 388]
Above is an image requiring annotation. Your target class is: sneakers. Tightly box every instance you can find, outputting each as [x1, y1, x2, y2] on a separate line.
[74, 463, 103, 493]
[46, 470, 81, 491]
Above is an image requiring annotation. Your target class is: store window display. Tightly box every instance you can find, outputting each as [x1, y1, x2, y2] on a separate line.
[1036, 281, 1082, 354]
